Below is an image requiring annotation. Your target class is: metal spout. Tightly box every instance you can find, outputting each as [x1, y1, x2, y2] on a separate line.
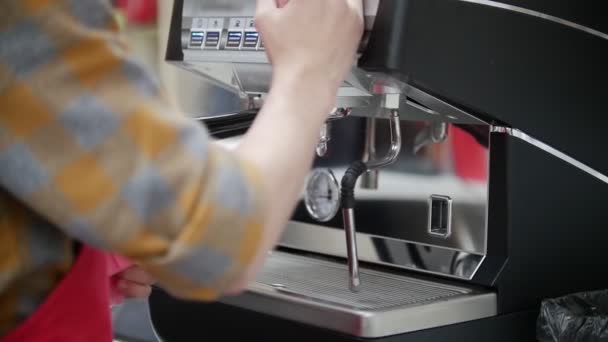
[343, 208, 361, 292]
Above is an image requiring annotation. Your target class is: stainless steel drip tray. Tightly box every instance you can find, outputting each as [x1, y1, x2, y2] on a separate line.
[220, 251, 497, 338]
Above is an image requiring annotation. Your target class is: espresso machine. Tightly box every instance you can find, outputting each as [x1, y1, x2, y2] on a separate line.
[149, 1, 608, 340]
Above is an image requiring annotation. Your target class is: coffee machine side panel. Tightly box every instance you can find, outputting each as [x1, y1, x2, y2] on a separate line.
[360, 0, 608, 176]
[469, 132, 509, 287]
[489, 133, 608, 314]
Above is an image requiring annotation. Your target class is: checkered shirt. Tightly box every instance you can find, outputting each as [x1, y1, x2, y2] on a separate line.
[0, 0, 265, 335]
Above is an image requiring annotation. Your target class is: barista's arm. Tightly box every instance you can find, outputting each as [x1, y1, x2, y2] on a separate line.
[0, 0, 266, 299]
[0, 0, 361, 299]
[228, 0, 364, 291]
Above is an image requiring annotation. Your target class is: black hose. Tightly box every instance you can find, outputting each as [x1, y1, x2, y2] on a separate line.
[340, 160, 430, 271]
[340, 161, 368, 210]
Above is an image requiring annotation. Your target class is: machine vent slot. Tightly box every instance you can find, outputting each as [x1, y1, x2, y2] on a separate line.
[428, 195, 452, 238]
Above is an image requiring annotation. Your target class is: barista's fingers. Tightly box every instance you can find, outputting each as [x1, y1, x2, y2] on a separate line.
[117, 280, 152, 299]
[276, 0, 289, 8]
[256, 0, 277, 15]
[346, 0, 364, 19]
[118, 266, 156, 286]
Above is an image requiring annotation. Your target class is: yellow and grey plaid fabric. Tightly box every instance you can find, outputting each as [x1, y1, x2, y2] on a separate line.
[0, 0, 265, 335]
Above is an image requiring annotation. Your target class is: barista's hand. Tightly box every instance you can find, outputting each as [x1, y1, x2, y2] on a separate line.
[114, 266, 156, 299]
[256, 0, 364, 109]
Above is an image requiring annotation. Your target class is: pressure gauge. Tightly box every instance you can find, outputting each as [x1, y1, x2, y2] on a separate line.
[304, 169, 341, 222]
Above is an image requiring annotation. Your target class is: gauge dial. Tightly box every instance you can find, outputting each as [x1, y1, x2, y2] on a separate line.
[304, 169, 341, 222]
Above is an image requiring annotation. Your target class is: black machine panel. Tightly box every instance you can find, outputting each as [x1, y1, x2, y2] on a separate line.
[494, 0, 607, 34]
[361, 0, 608, 176]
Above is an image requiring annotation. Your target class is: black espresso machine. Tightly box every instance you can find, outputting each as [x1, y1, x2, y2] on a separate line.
[149, 1, 608, 340]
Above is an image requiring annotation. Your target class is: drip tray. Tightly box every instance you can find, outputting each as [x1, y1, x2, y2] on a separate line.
[221, 251, 497, 338]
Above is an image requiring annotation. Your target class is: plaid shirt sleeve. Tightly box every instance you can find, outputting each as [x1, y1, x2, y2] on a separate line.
[0, 0, 266, 300]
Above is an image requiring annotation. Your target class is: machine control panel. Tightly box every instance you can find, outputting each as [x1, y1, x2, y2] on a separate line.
[189, 16, 264, 51]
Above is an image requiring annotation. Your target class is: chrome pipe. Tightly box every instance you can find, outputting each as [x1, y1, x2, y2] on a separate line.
[366, 109, 402, 171]
[342, 207, 361, 292]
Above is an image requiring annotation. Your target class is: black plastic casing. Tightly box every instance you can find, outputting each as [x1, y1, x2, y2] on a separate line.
[360, 0, 608, 314]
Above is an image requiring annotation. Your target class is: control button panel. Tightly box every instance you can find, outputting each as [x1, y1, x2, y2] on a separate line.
[189, 31, 205, 48]
[226, 31, 243, 49]
[205, 31, 220, 49]
[189, 16, 263, 51]
[242, 31, 259, 50]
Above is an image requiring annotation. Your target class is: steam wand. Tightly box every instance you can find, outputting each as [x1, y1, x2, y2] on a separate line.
[340, 109, 402, 292]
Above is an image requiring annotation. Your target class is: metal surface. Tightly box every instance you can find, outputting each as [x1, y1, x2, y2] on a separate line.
[414, 122, 449, 154]
[281, 222, 486, 280]
[214, 120, 489, 280]
[288, 117, 489, 279]
[491, 127, 608, 184]
[459, 0, 608, 41]
[403, 85, 489, 125]
[298, 121, 489, 257]
[221, 251, 497, 338]
[342, 208, 361, 292]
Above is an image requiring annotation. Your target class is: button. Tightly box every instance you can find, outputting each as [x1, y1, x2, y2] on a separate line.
[225, 31, 243, 49]
[229, 18, 246, 30]
[204, 31, 220, 49]
[208, 18, 225, 30]
[189, 31, 205, 48]
[191, 17, 208, 30]
[246, 18, 256, 30]
[242, 31, 259, 50]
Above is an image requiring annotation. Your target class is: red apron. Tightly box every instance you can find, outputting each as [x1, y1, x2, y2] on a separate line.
[1, 246, 114, 342]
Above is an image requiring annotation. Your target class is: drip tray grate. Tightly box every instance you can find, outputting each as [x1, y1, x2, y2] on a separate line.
[256, 252, 468, 310]
[222, 251, 497, 338]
